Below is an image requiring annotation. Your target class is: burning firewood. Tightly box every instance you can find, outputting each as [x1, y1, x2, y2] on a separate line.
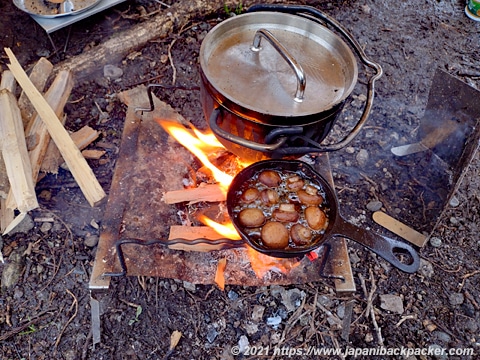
[162, 184, 226, 205]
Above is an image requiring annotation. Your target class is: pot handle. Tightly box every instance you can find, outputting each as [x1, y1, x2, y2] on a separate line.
[247, 4, 383, 152]
[209, 107, 303, 151]
[251, 28, 306, 102]
[333, 217, 420, 273]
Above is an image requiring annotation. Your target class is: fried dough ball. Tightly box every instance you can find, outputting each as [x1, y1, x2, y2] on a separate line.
[258, 170, 282, 187]
[298, 185, 324, 206]
[241, 188, 260, 203]
[272, 203, 300, 222]
[261, 221, 289, 249]
[305, 206, 328, 230]
[238, 208, 265, 228]
[260, 189, 280, 205]
[286, 175, 305, 191]
[290, 224, 313, 245]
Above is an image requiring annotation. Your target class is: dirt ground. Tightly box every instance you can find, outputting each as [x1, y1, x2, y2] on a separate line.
[1, 0, 479, 359]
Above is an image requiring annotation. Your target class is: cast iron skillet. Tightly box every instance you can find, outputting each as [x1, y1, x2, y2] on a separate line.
[226, 159, 420, 273]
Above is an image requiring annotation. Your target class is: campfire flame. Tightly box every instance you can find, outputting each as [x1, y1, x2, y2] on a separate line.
[157, 120, 233, 190]
[198, 214, 241, 240]
[157, 119, 301, 278]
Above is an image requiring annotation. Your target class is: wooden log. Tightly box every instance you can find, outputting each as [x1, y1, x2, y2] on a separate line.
[5, 48, 106, 207]
[42, 125, 100, 174]
[0, 89, 38, 213]
[167, 225, 243, 252]
[162, 184, 226, 204]
[54, 0, 232, 80]
[18, 57, 54, 129]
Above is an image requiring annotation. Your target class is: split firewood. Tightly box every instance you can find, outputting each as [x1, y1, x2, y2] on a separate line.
[5, 69, 74, 210]
[0, 70, 16, 232]
[17, 57, 53, 129]
[163, 184, 226, 205]
[42, 125, 100, 174]
[5, 48, 106, 207]
[0, 89, 38, 213]
[81, 149, 105, 160]
[0, 70, 16, 199]
[0, 70, 16, 94]
[167, 225, 243, 251]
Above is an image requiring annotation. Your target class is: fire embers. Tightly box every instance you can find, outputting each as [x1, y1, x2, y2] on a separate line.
[233, 169, 329, 250]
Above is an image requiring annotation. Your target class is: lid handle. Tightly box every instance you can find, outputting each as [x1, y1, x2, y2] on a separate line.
[251, 28, 306, 102]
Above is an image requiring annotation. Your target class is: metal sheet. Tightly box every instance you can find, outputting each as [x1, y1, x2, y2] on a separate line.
[89, 86, 355, 291]
[13, 0, 101, 18]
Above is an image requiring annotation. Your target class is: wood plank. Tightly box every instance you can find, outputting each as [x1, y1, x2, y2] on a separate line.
[163, 184, 226, 204]
[5, 48, 106, 207]
[0, 89, 38, 213]
[373, 211, 428, 247]
[18, 57, 54, 129]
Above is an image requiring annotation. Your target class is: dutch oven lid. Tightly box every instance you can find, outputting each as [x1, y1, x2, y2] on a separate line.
[200, 11, 358, 118]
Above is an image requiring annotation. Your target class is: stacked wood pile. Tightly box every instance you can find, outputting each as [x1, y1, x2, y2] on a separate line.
[0, 48, 106, 234]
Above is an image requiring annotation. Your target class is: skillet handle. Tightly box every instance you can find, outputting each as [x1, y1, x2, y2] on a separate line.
[247, 4, 383, 152]
[334, 218, 420, 273]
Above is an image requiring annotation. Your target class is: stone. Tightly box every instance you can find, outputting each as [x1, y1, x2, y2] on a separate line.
[429, 237, 442, 248]
[84, 234, 99, 248]
[379, 294, 404, 314]
[1, 247, 25, 289]
[206, 327, 218, 343]
[366, 200, 383, 212]
[238, 335, 249, 353]
[7, 214, 34, 235]
[356, 149, 369, 167]
[252, 305, 265, 322]
[448, 292, 464, 306]
[103, 64, 123, 80]
[418, 258, 434, 278]
[183, 281, 196, 292]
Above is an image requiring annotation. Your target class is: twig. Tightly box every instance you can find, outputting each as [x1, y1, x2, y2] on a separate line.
[368, 269, 384, 346]
[458, 270, 480, 291]
[167, 23, 196, 85]
[359, 270, 384, 346]
[395, 314, 417, 327]
[55, 289, 79, 348]
[464, 290, 480, 310]
[0, 310, 52, 341]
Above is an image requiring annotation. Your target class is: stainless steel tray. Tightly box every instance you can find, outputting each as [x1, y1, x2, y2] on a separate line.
[13, 0, 102, 18]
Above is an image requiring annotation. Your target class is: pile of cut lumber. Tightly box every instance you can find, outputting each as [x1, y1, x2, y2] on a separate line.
[0, 48, 106, 234]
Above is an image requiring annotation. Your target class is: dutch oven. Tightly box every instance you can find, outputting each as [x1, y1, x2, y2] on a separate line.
[200, 4, 383, 161]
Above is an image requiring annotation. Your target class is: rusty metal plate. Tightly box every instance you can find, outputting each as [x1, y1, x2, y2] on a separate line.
[89, 86, 354, 291]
